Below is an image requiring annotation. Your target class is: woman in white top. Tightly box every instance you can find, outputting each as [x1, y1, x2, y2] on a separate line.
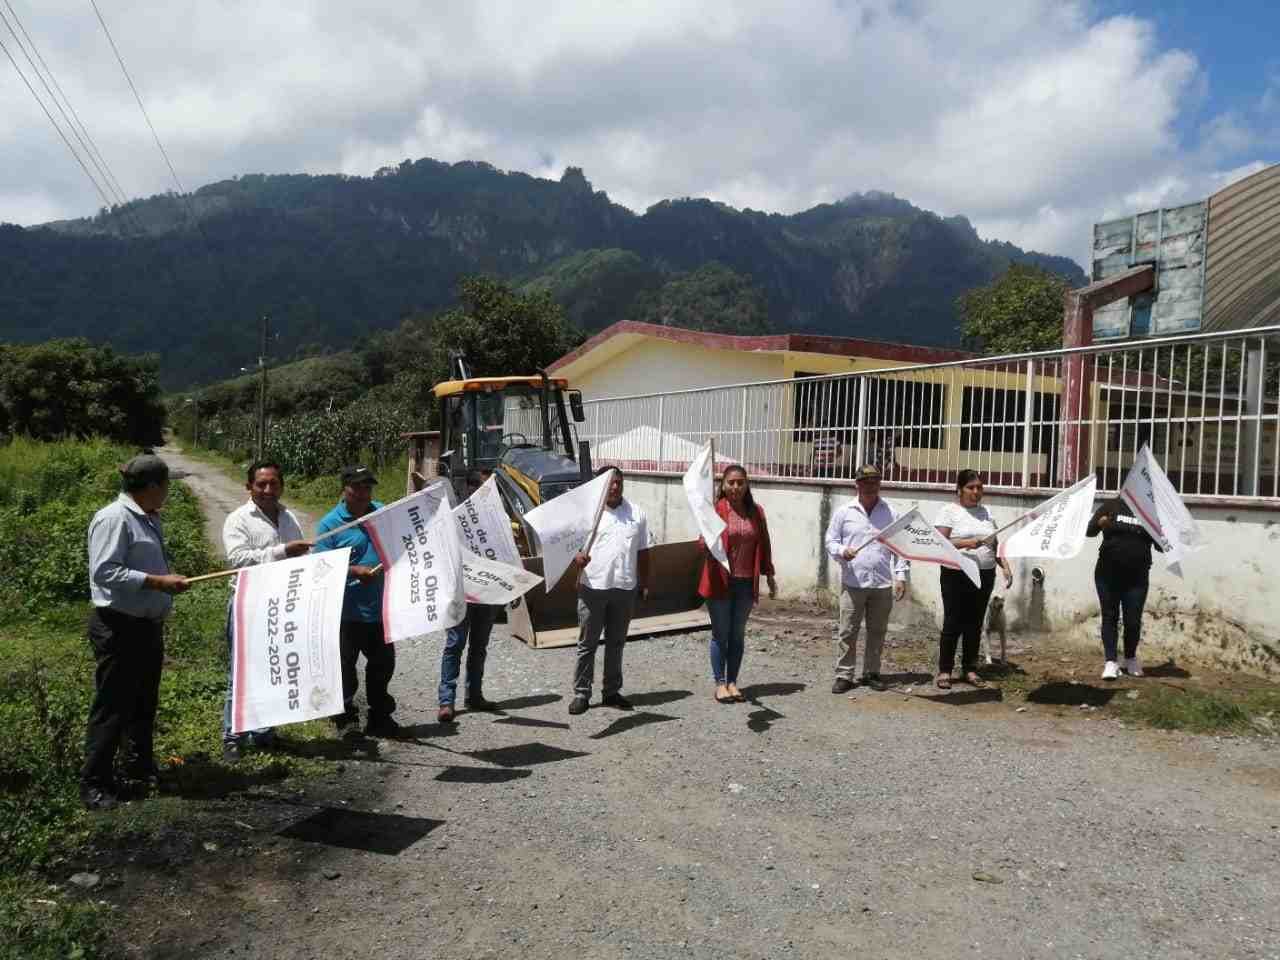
[932, 470, 1012, 689]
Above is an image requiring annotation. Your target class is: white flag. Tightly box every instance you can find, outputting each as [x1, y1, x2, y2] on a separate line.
[230, 548, 349, 734]
[461, 552, 544, 605]
[364, 484, 467, 641]
[523, 469, 613, 591]
[453, 475, 523, 567]
[999, 476, 1097, 560]
[876, 507, 981, 587]
[682, 442, 728, 570]
[1119, 444, 1204, 578]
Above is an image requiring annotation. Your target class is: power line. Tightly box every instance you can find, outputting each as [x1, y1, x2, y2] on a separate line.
[0, 19, 114, 210]
[2, 0, 129, 206]
[1, 0, 127, 209]
[88, 0, 189, 199]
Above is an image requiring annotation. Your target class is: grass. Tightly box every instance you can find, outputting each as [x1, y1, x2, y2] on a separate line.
[883, 627, 1280, 735]
[1114, 684, 1280, 734]
[0, 438, 333, 958]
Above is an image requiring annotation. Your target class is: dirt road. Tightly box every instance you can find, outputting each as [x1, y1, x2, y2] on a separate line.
[158, 445, 319, 554]
[110, 460, 1279, 959]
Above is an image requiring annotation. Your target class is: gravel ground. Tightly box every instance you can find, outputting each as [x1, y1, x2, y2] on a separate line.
[122, 447, 1279, 959]
[103, 618, 1278, 960]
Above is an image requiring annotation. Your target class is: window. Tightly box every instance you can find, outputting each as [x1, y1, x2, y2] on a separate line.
[959, 386, 1059, 453]
[792, 373, 945, 449]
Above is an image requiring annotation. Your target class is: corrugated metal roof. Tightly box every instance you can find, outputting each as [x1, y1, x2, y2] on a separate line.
[1202, 164, 1280, 333]
[1089, 162, 1280, 338]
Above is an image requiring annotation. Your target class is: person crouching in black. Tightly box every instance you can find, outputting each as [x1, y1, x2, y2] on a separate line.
[1087, 497, 1162, 681]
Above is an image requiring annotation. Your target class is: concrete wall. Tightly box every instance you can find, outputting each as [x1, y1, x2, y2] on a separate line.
[625, 473, 1280, 677]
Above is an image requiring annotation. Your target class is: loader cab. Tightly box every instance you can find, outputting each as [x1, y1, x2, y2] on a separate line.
[433, 376, 588, 510]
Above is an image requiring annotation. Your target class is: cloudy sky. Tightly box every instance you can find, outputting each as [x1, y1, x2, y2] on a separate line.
[1, 0, 1276, 265]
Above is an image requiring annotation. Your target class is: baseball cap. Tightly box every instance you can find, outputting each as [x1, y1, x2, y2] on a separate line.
[341, 465, 378, 485]
[854, 464, 882, 481]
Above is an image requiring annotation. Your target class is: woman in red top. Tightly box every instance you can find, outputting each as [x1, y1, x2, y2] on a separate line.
[697, 465, 777, 703]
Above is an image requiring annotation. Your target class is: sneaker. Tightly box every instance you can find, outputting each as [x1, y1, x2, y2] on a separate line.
[464, 695, 498, 712]
[333, 711, 361, 739]
[567, 695, 589, 715]
[831, 677, 855, 695]
[222, 740, 242, 762]
[437, 704, 456, 723]
[601, 693, 633, 711]
[80, 785, 119, 811]
[365, 716, 402, 738]
[1122, 657, 1144, 677]
[1102, 661, 1120, 681]
[860, 674, 887, 692]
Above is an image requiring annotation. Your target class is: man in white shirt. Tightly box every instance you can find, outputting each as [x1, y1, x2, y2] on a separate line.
[824, 465, 909, 694]
[221, 461, 312, 759]
[567, 467, 652, 716]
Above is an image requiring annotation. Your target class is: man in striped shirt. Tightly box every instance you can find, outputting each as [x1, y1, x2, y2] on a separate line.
[221, 461, 312, 760]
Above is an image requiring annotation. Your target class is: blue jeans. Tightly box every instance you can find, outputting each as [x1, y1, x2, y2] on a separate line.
[222, 598, 274, 746]
[707, 577, 754, 684]
[1095, 575, 1149, 661]
[438, 604, 497, 706]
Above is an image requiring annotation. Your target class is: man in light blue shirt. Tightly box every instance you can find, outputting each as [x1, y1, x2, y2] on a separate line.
[824, 465, 909, 694]
[314, 465, 398, 737]
[82, 454, 190, 810]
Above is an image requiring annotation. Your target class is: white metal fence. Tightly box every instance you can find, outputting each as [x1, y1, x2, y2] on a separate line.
[580, 325, 1280, 503]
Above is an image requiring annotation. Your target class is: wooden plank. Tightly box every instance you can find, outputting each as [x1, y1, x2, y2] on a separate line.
[528, 609, 712, 650]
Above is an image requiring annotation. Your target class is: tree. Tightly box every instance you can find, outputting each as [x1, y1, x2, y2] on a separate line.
[425, 276, 585, 382]
[628, 262, 773, 334]
[0, 339, 165, 444]
[957, 264, 1069, 355]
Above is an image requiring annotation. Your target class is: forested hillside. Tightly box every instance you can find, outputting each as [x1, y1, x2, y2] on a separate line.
[1, 159, 1086, 389]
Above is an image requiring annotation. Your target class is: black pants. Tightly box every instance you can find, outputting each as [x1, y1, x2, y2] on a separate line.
[1095, 573, 1149, 661]
[339, 620, 396, 722]
[81, 608, 165, 790]
[939, 567, 996, 674]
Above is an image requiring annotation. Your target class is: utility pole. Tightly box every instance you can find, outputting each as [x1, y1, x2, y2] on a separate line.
[257, 314, 270, 459]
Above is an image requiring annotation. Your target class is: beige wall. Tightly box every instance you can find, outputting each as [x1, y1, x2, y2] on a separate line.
[574, 338, 784, 402]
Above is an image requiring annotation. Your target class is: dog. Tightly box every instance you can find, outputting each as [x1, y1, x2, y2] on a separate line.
[981, 595, 1008, 665]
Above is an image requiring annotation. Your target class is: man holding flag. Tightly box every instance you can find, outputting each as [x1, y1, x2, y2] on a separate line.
[314, 466, 399, 738]
[824, 465, 908, 695]
[568, 468, 651, 716]
[221, 460, 313, 761]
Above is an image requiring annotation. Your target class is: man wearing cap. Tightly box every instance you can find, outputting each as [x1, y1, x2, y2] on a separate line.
[82, 454, 190, 810]
[824, 464, 909, 695]
[220, 460, 313, 760]
[315, 466, 399, 737]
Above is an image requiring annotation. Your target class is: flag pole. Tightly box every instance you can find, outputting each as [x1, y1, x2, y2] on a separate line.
[573, 468, 615, 587]
[186, 568, 240, 584]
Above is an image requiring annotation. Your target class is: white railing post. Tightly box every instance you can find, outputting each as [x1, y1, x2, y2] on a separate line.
[854, 376, 869, 469]
[739, 386, 749, 465]
[655, 394, 666, 471]
[1021, 358, 1035, 488]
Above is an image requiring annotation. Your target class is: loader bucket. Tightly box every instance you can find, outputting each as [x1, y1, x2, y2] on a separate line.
[507, 540, 710, 648]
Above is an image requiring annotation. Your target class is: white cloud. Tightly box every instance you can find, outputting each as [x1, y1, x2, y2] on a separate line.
[0, 0, 1274, 267]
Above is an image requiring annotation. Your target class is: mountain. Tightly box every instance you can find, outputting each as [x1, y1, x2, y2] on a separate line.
[0, 160, 1086, 389]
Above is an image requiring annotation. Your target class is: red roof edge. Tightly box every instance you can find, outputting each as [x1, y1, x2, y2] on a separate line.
[548, 320, 973, 373]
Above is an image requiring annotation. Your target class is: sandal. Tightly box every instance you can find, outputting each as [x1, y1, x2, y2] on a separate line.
[727, 683, 745, 702]
[935, 674, 952, 690]
[965, 672, 986, 688]
[714, 685, 734, 704]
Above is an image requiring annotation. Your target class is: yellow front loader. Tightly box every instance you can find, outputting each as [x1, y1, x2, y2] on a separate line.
[402, 360, 709, 647]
